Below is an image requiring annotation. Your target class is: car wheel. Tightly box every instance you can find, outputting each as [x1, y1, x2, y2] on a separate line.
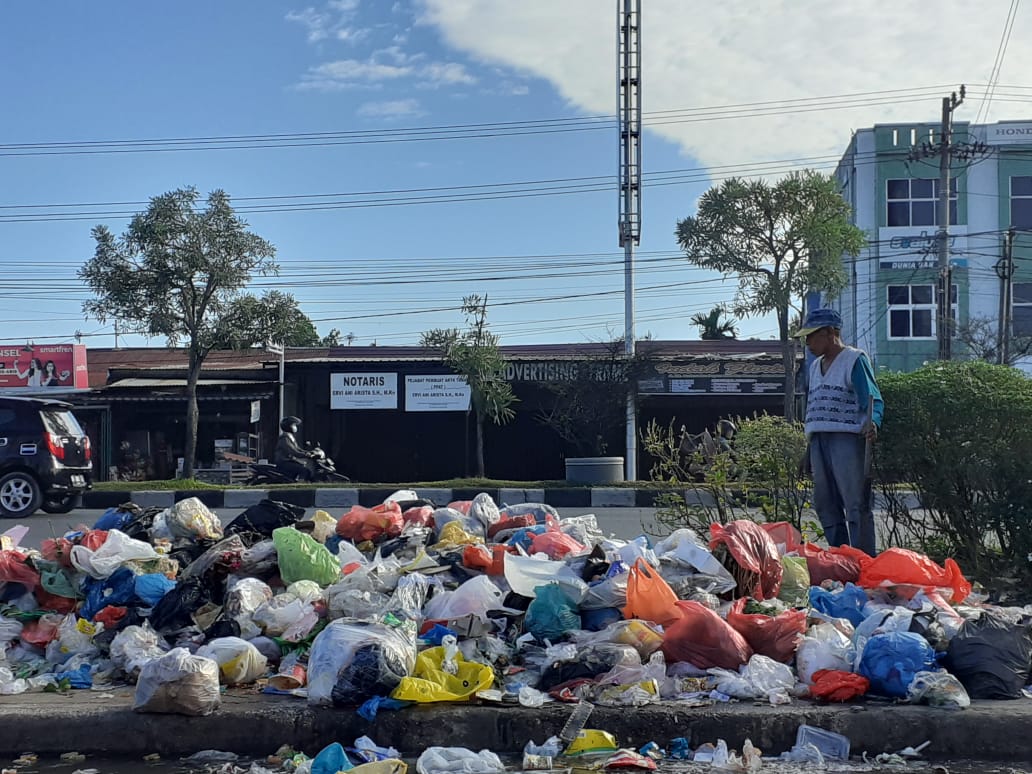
[0, 471, 43, 519]
[41, 494, 80, 515]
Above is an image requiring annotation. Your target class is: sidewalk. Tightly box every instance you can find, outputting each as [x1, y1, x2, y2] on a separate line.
[0, 689, 1026, 761]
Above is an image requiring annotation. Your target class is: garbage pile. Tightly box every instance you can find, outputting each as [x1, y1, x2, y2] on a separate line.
[1, 490, 1032, 755]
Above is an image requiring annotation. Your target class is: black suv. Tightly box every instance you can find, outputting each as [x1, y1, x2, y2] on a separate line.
[0, 396, 93, 518]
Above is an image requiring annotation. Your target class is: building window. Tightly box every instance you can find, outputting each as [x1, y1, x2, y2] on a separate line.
[1010, 177, 1032, 229]
[1013, 282, 1032, 336]
[886, 178, 958, 227]
[887, 284, 957, 339]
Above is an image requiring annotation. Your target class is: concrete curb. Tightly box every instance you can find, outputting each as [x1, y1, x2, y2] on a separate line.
[82, 487, 672, 511]
[0, 690, 1025, 761]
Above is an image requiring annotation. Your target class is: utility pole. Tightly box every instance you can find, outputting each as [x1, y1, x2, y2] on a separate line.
[935, 87, 965, 361]
[996, 228, 1016, 364]
[617, 0, 641, 482]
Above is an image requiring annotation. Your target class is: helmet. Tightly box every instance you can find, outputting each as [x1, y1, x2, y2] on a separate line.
[280, 416, 301, 433]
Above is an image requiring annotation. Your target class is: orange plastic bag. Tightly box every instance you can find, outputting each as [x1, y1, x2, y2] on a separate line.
[335, 502, 403, 543]
[809, 669, 870, 702]
[726, 598, 806, 663]
[760, 522, 804, 555]
[709, 520, 783, 600]
[622, 559, 683, 627]
[530, 530, 585, 560]
[462, 544, 509, 576]
[856, 547, 972, 604]
[661, 600, 753, 670]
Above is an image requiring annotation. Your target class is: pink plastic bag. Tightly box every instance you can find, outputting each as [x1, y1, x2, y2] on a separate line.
[530, 530, 585, 560]
[661, 600, 753, 670]
[709, 520, 783, 600]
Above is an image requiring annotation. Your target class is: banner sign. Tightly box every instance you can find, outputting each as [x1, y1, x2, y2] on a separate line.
[637, 359, 790, 395]
[405, 374, 471, 412]
[0, 344, 88, 390]
[330, 373, 398, 409]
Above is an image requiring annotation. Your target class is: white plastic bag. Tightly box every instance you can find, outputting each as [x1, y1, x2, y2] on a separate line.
[422, 575, 507, 623]
[618, 535, 659, 568]
[252, 594, 310, 636]
[504, 552, 587, 601]
[133, 648, 220, 716]
[166, 497, 223, 540]
[0, 615, 23, 644]
[655, 529, 736, 595]
[416, 748, 505, 774]
[196, 636, 268, 685]
[469, 492, 501, 528]
[796, 623, 855, 684]
[307, 619, 416, 706]
[70, 529, 160, 579]
[907, 669, 971, 708]
[559, 514, 604, 547]
[110, 624, 168, 678]
[708, 654, 795, 703]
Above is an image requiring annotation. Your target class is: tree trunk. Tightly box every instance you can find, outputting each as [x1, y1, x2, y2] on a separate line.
[780, 314, 796, 422]
[475, 411, 485, 478]
[183, 354, 203, 479]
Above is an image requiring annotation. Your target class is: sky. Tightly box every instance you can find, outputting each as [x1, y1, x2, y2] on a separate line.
[1, 0, 1030, 350]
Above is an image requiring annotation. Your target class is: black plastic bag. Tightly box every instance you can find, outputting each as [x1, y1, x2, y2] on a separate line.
[943, 611, 1032, 699]
[148, 577, 212, 632]
[330, 642, 408, 705]
[225, 499, 305, 538]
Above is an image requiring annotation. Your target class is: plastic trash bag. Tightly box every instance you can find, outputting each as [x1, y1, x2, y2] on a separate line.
[942, 610, 1032, 699]
[93, 505, 136, 532]
[110, 624, 168, 678]
[525, 583, 581, 642]
[777, 556, 810, 607]
[907, 669, 971, 708]
[622, 559, 683, 627]
[530, 531, 586, 560]
[148, 576, 213, 632]
[0, 614, 23, 644]
[504, 552, 588, 601]
[224, 498, 305, 538]
[252, 594, 311, 636]
[337, 502, 404, 543]
[858, 630, 938, 697]
[581, 572, 629, 610]
[392, 644, 495, 702]
[196, 636, 268, 685]
[809, 668, 870, 701]
[809, 583, 870, 627]
[726, 598, 806, 663]
[559, 514, 604, 547]
[134, 573, 177, 606]
[80, 566, 138, 621]
[273, 526, 340, 587]
[133, 647, 220, 715]
[661, 600, 753, 670]
[618, 535, 660, 568]
[423, 575, 506, 624]
[796, 623, 855, 685]
[307, 619, 416, 706]
[857, 547, 972, 604]
[654, 529, 736, 596]
[416, 748, 504, 774]
[572, 619, 664, 660]
[70, 529, 159, 580]
[179, 534, 247, 582]
[759, 522, 804, 555]
[468, 492, 501, 528]
[801, 543, 862, 585]
[708, 520, 783, 600]
[166, 497, 224, 540]
[311, 742, 353, 774]
[708, 654, 795, 702]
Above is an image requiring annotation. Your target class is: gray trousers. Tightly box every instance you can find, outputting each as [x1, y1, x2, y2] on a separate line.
[809, 432, 876, 555]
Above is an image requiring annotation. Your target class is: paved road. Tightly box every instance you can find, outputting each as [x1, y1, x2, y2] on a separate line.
[9, 506, 664, 550]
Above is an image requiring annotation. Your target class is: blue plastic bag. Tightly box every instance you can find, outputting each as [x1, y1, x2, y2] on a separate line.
[580, 607, 622, 632]
[858, 631, 938, 697]
[420, 624, 456, 646]
[525, 582, 580, 642]
[80, 567, 137, 620]
[93, 507, 133, 532]
[809, 582, 869, 627]
[312, 742, 353, 774]
[135, 573, 177, 606]
[54, 663, 93, 689]
[507, 526, 548, 552]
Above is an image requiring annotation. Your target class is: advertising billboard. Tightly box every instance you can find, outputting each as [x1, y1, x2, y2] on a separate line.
[405, 374, 471, 412]
[330, 372, 398, 409]
[0, 344, 89, 390]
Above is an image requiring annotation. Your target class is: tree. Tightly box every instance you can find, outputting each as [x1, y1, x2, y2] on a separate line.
[956, 314, 1032, 365]
[421, 295, 518, 477]
[213, 290, 320, 348]
[689, 306, 739, 340]
[80, 187, 278, 479]
[676, 170, 866, 420]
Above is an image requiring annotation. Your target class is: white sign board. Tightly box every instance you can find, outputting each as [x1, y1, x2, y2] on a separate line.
[405, 374, 471, 412]
[330, 372, 398, 409]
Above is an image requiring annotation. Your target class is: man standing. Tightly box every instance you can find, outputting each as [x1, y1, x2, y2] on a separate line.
[794, 308, 884, 555]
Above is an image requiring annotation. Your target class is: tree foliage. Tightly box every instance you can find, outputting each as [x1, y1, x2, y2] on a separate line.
[955, 314, 1032, 365]
[79, 187, 278, 478]
[213, 290, 320, 348]
[689, 306, 739, 340]
[421, 295, 517, 477]
[676, 170, 866, 419]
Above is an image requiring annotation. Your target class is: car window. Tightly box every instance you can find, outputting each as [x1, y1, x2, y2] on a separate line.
[0, 408, 15, 429]
[41, 409, 84, 436]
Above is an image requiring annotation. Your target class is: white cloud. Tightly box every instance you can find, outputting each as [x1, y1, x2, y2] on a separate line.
[336, 26, 370, 44]
[287, 1, 367, 45]
[418, 0, 1030, 174]
[357, 98, 425, 118]
[297, 58, 412, 90]
[419, 61, 476, 87]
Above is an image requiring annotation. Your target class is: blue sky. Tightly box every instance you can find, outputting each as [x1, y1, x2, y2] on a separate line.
[0, 1, 1024, 349]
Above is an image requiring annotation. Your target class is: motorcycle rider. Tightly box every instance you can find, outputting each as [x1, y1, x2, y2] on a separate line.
[274, 416, 315, 481]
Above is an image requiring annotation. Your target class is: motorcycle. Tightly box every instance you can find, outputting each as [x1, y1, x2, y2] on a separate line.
[247, 442, 350, 485]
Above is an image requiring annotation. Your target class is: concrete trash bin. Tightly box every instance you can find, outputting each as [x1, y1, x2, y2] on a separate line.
[564, 456, 625, 484]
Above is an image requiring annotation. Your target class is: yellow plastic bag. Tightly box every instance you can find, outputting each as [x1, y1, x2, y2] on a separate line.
[391, 646, 494, 702]
[431, 522, 484, 551]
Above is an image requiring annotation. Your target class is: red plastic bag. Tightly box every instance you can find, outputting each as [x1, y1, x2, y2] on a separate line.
[41, 537, 75, 569]
[623, 559, 683, 627]
[335, 502, 403, 543]
[79, 529, 108, 551]
[801, 543, 862, 585]
[760, 522, 804, 555]
[402, 505, 434, 528]
[530, 530, 585, 560]
[447, 500, 472, 515]
[661, 600, 753, 670]
[487, 514, 536, 540]
[0, 550, 40, 591]
[709, 520, 783, 600]
[34, 589, 78, 614]
[19, 614, 62, 646]
[857, 547, 972, 604]
[462, 544, 509, 576]
[809, 669, 870, 702]
[726, 598, 807, 663]
[95, 605, 128, 628]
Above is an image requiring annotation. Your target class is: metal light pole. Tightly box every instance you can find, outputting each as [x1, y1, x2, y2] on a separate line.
[267, 342, 285, 427]
[618, 0, 642, 482]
